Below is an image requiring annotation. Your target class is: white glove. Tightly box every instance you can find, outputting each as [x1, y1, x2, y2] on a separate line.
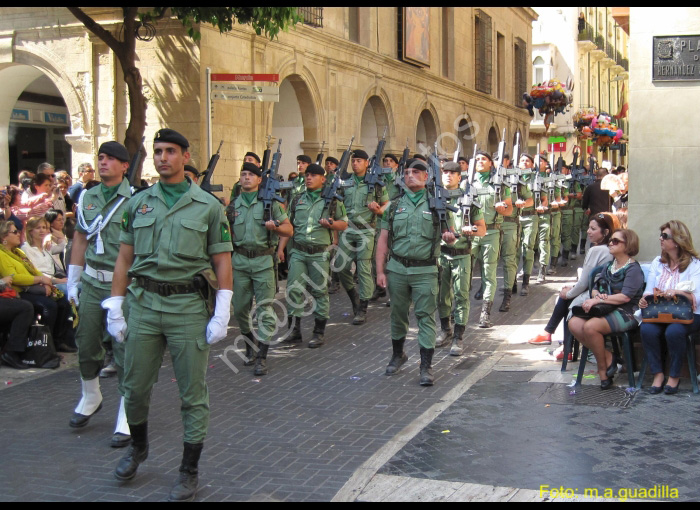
[102, 296, 128, 343]
[67, 265, 83, 306]
[206, 289, 233, 345]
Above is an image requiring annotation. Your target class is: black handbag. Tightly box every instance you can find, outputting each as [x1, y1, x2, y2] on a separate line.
[21, 320, 60, 369]
[571, 303, 618, 319]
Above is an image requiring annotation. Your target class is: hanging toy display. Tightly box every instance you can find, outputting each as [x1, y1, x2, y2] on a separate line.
[521, 76, 574, 133]
[573, 107, 598, 139]
[590, 111, 626, 149]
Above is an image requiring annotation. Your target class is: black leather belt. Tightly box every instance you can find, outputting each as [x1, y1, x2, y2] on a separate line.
[234, 246, 275, 258]
[441, 246, 471, 257]
[520, 210, 535, 217]
[485, 223, 502, 230]
[135, 276, 198, 297]
[293, 244, 329, 255]
[503, 216, 519, 223]
[391, 254, 437, 267]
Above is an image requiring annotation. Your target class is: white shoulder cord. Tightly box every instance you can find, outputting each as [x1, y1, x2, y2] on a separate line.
[76, 188, 126, 255]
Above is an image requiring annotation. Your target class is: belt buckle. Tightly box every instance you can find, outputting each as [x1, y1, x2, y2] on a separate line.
[96, 270, 106, 283]
[157, 282, 171, 297]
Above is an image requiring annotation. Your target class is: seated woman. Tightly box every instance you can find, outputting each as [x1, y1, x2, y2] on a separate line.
[44, 209, 68, 276]
[0, 274, 35, 370]
[527, 213, 616, 353]
[0, 220, 77, 353]
[639, 221, 700, 395]
[568, 229, 645, 390]
[21, 216, 68, 294]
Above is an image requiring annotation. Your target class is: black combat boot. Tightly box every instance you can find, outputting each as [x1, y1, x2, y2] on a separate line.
[570, 244, 578, 260]
[114, 422, 148, 481]
[385, 338, 408, 375]
[478, 301, 493, 328]
[536, 265, 547, 283]
[547, 256, 557, 275]
[352, 300, 369, 325]
[561, 250, 570, 266]
[254, 343, 269, 376]
[419, 347, 435, 386]
[242, 331, 258, 367]
[346, 287, 360, 317]
[450, 324, 465, 356]
[283, 316, 302, 345]
[168, 442, 203, 502]
[512, 281, 518, 294]
[474, 283, 485, 301]
[308, 318, 327, 348]
[499, 289, 512, 312]
[435, 317, 452, 348]
[370, 284, 387, 301]
[579, 239, 586, 254]
[520, 274, 530, 296]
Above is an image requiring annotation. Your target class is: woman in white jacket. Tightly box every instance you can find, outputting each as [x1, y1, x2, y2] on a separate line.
[639, 220, 700, 395]
[527, 213, 616, 351]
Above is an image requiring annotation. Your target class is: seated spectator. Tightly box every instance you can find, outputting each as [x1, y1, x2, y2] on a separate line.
[527, 213, 616, 354]
[568, 229, 645, 390]
[0, 275, 35, 370]
[55, 171, 74, 218]
[45, 209, 68, 275]
[639, 221, 700, 395]
[21, 216, 68, 293]
[0, 220, 77, 353]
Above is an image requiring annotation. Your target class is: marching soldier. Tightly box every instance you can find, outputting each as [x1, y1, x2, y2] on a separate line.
[547, 160, 564, 276]
[435, 161, 485, 354]
[227, 162, 293, 375]
[376, 159, 457, 386]
[516, 154, 538, 296]
[534, 154, 552, 283]
[287, 155, 311, 206]
[555, 163, 572, 267]
[324, 156, 339, 177]
[68, 141, 133, 448]
[229, 151, 261, 202]
[278, 163, 348, 348]
[568, 163, 585, 261]
[184, 164, 200, 185]
[104, 129, 233, 501]
[470, 151, 513, 328]
[336, 150, 389, 324]
[495, 152, 521, 312]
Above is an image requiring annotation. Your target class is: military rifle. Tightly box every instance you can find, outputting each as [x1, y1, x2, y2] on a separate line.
[127, 137, 147, 192]
[426, 143, 460, 235]
[315, 140, 326, 165]
[490, 128, 507, 202]
[364, 127, 392, 206]
[261, 135, 272, 174]
[200, 140, 224, 197]
[394, 139, 411, 197]
[258, 139, 292, 226]
[506, 132, 522, 202]
[532, 144, 546, 210]
[320, 137, 355, 225]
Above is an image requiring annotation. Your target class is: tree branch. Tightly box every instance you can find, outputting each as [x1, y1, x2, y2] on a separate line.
[66, 7, 123, 55]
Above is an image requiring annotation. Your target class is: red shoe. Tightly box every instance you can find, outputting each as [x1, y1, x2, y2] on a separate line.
[527, 333, 552, 345]
[555, 349, 573, 361]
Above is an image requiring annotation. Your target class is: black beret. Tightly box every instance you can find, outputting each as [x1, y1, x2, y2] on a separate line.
[412, 154, 427, 162]
[406, 158, 428, 172]
[457, 156, 468, 163]
[241, 162, 262, 177]
[520, 153, 535, 163]
[154, 128, 189, 149]
[297, 155, 312, 165]
[352, 149, 369, 160]
[184, 165, 200, 178]
[98, 141, 130, 163]
[475, 150, 493, 163]
[245, 152, 261, 164]
[305, 163, 325, 176]
[443, 161, 460, 173]
[383, 154, 399, 165]
[325, 157, 339, 166]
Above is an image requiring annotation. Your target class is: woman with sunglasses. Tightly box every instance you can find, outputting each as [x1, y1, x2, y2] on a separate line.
[639, 221, 700, 394]
[527, 213, 616, 354]
[568, 229, 645, 389]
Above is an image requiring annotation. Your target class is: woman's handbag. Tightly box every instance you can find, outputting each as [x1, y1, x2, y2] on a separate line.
[571, 303, 618, 319]
[21, 319, 60, 369]
[641, 289, 694, 325]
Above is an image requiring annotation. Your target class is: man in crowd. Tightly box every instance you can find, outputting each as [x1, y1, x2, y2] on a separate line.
[68, 162, 97, 203]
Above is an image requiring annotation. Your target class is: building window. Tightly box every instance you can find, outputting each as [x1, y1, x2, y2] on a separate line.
[514, 37, 527, 108]
[298, 7, 323, 28]
[474, 9, 492, 95]
[496, 32, 505, 100]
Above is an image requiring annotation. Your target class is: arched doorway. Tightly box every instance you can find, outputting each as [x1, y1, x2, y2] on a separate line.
[271, 74, 319, 180]
[360, 96, 389, 155]
[416, 109, 438, 155]
[487, 126, 500, 156]
[456, 115, 477, 157]
[0, 65, 72, 185]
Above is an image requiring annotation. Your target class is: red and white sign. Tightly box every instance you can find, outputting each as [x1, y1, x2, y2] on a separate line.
[211, 74, 279, 82]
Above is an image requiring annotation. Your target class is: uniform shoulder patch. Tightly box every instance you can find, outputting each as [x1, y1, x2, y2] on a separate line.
[85, 203, 97, 211]
[121, 211, 130, 231]
[221, 223, 232, 242]
[137, 204, 154, 215]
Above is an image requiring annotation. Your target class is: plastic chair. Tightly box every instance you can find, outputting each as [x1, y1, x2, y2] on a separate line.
[635, 331, 700, 394]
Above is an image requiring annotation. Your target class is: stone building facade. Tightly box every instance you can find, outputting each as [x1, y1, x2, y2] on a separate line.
[0, 7, 537, 196]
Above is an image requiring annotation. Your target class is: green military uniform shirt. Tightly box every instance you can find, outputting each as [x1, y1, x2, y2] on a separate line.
[290, 190, 347, 248]
[472, 172, 511, 226]
[343, 174, 390, 230]
[120, 179, 233, 312]
[442, 194, 483, 251]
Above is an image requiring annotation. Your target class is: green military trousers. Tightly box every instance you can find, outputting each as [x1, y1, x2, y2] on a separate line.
[387, 270, 438, 349]
[122, 295, 211, 444]
[286, 249, 331, 320]
[560, 210, 574, 255]
[75, 279, 126, 394]
[470, 229, 501, 302]
[233, 263, 277, 344]
[519, 214, 539, 276]
[499, 219, 520, 290]
[335, 229, 376, 301]
[438, 254, 471, 326]
[571, 208, 586, 251]
[536, 213, 551, 267]
[550, 210, 562, 260]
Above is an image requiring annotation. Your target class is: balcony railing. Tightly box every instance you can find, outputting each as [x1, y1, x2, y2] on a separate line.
[620, 58, 629, 72]
[578, 21, 595, 43]
[605, 42, 616, 61]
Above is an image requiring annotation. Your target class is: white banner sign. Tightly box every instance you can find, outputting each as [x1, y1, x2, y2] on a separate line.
[212, 83, 279, 94]
[212, 91, 280, 102]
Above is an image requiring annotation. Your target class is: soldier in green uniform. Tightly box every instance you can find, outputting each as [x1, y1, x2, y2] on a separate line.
[325, 156, 342, 295]
[469, 151, 513, 328]
[568, 162, 585, 261]
[435, 162, 485, 355]
[534, 153, 552, 284]
[286, 155, 311, 206]
[324, 156, 339, 177]
[546, 160, 563, 276]
[336, 149, 389, 324]
[227, 162, 292, 375]
[229, 152, 261, 202]
[556, 163, 573, 266]
[376, 159, 457, 386]
[67, 141, 133, 448]
[278, 164, 348, 348]
[184, 164, 200, 185]
[495, 153, 522, 312]
[516, 153, 538, 296]
[104, 129, 233, 502]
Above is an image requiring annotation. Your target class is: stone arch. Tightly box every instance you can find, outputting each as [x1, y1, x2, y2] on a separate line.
[414, 102, 441, 155]
[487, 123, 500, 155]
[455, 113, 478, 157]
[358, 90, 392, 154]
